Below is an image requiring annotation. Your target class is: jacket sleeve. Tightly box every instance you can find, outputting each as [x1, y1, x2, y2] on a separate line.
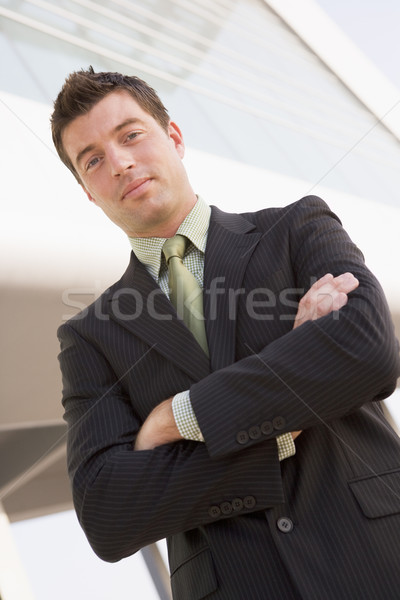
[58, 322, 284, 563]
[190, 196, 400, 459]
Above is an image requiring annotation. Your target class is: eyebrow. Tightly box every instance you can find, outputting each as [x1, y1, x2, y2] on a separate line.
[75, 118, 144, 169]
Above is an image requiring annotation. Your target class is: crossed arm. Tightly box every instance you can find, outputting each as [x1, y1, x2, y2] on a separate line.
[135, 272, 359, 451]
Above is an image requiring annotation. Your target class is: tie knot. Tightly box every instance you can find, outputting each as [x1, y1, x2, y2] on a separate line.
[163, 234, 187, 264]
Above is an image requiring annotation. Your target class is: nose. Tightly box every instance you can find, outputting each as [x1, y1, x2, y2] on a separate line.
[108, 145, 136, 176]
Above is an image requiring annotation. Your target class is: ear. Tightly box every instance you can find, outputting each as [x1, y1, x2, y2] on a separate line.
[168, 121, 185, 159]
[80, 184, 97, 204]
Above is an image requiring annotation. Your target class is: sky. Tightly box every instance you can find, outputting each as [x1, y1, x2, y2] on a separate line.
[8, 2, 400, 599]
[315, 0, 400, 89]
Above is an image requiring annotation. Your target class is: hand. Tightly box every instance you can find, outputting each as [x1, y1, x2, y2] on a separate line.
[293, 272, 359, 330]
[134, 397, 183, 451]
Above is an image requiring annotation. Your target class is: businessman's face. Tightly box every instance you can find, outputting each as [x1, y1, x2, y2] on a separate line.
[62, 90, 196, 237]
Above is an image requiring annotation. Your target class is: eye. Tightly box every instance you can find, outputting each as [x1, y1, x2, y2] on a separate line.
[126, 131, 140, 142]
[86, 156, 100, 171]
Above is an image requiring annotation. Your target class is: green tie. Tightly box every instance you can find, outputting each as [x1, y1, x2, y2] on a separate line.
[162, 235, 209, 357]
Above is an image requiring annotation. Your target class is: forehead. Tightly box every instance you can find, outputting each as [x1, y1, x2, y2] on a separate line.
[62, 91, 153, 166]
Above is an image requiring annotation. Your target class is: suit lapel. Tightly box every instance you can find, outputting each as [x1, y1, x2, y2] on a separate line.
[105, 253, 211, 382]
[204, 207, 261, 371]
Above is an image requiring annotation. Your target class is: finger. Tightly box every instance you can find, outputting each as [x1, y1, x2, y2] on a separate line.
[331, 291, 349, 311]
[315, 293, 339, 315]
[332, 272, 359, 293]
[308, 281, 341, 303]
[310, 288, 349, 316]
[312, 274, 358, 302]
[311, 273, 334, 290]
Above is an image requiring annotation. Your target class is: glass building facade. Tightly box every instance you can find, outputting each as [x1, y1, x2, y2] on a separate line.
[1, 0, 400, 206]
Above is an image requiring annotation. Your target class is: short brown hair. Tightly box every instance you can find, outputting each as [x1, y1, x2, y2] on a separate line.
[51, 67, 170, 181]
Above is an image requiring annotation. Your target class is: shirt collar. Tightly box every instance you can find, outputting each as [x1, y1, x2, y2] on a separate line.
[129, 196, 211, 280]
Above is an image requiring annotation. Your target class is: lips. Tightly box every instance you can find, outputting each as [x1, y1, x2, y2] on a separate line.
[121, 177, 151, 200]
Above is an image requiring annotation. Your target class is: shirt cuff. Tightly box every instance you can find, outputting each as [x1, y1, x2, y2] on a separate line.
[172, 393, 296, 460]
[172, 391, 205, 442]
[277, 433, 296, 461]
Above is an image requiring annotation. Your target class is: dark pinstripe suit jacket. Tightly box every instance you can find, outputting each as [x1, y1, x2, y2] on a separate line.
[59, 196, 400, 600]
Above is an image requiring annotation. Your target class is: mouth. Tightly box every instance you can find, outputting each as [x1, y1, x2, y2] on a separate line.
[122, 177, 151, 200]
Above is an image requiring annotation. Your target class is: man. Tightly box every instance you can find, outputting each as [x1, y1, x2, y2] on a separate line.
[52, 68, 400, 599]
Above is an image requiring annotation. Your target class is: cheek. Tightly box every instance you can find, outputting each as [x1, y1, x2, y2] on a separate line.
[84, 185, 99, 203]
[86, 174, 113, 202]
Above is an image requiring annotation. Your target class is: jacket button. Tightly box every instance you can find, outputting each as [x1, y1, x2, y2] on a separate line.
[273, 416, 286, 430]
[243, 495, 256, 509]
[220, 501, 233, 515]
[261, 421, 273, 435]
[236, 430, 249, 444]
[249, 425, 261, 439]
[232, 498, 244, 511]
[209, 505, 221, 518]
[277, 517, 294, 533]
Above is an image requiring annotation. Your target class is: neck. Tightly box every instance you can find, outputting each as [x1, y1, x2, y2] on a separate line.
[130, 192, 197, 238]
